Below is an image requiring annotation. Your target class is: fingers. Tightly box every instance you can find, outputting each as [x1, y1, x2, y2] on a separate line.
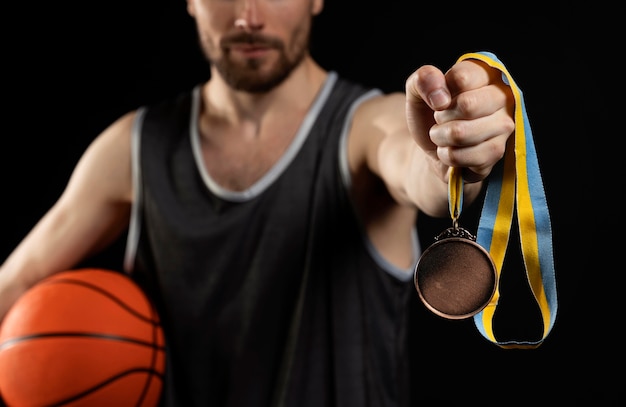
[406, 59, 514, 181]
[432, 113, 512, 172]
[430, 107, 514, 149]
[443, 59, 493, 96]
[433, 83, 510, 124]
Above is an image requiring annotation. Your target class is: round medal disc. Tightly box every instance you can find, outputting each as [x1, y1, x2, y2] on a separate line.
[414, 237, 497, 319]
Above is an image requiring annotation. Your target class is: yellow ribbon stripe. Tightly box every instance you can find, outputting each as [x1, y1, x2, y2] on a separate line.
[448, 167, 464, 222]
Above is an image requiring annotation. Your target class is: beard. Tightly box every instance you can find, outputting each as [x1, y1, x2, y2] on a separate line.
[198, 25, 310, 93]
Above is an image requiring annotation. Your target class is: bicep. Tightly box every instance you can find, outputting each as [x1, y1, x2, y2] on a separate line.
[2, 112, 136, 283]
[56, 111, 135, 256]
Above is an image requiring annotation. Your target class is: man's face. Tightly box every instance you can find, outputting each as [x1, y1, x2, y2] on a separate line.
[187, 0, 322, 93]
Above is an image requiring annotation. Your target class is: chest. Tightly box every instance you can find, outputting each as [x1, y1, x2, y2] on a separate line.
[198, 117, 304, 192]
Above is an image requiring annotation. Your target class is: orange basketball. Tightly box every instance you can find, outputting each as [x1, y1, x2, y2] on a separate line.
[0, 268, 166, 407]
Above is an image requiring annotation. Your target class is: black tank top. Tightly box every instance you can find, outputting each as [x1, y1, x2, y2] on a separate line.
[124, 73, 419, 407]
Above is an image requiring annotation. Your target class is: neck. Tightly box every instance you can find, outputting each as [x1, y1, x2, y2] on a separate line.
[203, 58, 327, 125]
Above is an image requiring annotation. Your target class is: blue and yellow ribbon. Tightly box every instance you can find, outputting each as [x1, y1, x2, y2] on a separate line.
[455, 52, 557, 348]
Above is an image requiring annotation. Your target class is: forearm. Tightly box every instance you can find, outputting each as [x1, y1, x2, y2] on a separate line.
[0, 267, 30, 325]
[0, 201, 127, 323]
[0, 226, 69, 323]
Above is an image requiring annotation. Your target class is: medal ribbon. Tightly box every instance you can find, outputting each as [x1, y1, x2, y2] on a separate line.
[448, 167, 464, 227]
[452, 52, 557, 348]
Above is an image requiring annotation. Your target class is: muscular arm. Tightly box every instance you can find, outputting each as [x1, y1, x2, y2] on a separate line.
[0, 111, 137, 323]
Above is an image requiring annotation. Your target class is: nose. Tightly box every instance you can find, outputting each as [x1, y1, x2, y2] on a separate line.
[235, 0, 264, 31]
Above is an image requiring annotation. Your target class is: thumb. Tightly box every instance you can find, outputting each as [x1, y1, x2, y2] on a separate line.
[406, 65, 451, 112]
[405, 65, 451, 152]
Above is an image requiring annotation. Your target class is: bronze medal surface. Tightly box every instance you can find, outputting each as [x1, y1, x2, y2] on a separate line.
[414, 231, 497, 319]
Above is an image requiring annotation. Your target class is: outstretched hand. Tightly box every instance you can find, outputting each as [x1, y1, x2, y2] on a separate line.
[405, 59, 514, 183]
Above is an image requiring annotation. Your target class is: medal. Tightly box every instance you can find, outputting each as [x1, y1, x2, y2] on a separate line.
[414, 168, 497, 319]
[413, 51, 558, 348]
[414, 220, 497, 319]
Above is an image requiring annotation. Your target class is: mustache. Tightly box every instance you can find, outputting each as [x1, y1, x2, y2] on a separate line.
[221, 32, 283, 49]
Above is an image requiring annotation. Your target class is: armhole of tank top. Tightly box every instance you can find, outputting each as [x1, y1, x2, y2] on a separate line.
[338, 91, 420, 283]
[123, 107, 147, 274]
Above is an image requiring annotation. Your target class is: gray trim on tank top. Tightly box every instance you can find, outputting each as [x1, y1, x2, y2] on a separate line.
[189, 72, 339, 202]
[124, 107, 147, 273]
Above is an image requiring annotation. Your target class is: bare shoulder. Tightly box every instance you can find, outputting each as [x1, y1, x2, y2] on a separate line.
[352, 91, 406, 129]
[84, 111, 138, 170]
[347, 91, 408, 174]
[67, 110, 139, 204]
[92, 110, 138, 151]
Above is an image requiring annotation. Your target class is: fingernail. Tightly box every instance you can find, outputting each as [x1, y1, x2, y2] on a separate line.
[428, 89, 450, 109]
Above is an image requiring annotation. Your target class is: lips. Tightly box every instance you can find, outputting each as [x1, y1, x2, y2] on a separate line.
[231, 43, 270, 52]
[222, 33, 282, 54]
[228, 42, 274, 58]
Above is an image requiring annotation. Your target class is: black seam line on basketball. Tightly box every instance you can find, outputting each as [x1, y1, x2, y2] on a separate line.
[0, 332, 167, 351]
[42, 278, 160, 325]
[137, 355, 156, 407]
[47, 368, 164, 407]
[139, 322, 162, 407]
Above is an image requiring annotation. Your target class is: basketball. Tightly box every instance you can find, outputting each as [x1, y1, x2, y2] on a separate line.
[0, 268, 165, 407]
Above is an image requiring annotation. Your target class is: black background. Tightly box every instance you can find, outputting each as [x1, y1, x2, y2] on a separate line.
[2, 0, 614, 405]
